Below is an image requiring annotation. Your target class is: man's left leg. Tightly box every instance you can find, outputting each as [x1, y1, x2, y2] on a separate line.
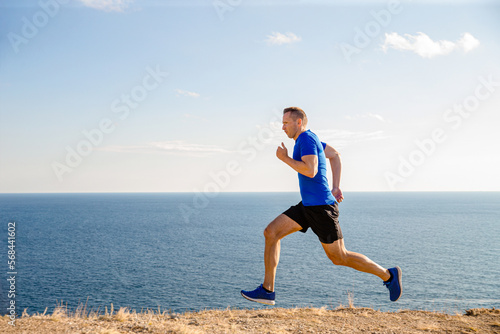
[322, 238, 390, 280]
[322, 239, 402, 301]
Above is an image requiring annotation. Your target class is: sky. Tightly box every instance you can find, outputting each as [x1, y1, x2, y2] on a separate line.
[1, 0, 499, 193]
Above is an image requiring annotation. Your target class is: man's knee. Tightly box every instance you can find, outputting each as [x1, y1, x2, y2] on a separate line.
[330, 255, 345, 266]
[326, 248, 347, 266]
[263, 216, 283, 241]
[263, 225, 277, 241]
[263, 214, 301, 242]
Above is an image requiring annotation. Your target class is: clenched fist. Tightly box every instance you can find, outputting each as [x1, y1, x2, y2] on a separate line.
[276, 142, 288, 161]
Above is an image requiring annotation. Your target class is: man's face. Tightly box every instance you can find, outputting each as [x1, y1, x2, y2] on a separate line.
[282, 112, 301, 139]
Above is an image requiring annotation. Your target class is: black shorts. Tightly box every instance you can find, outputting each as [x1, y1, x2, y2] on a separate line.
[283, 201, 343, 244]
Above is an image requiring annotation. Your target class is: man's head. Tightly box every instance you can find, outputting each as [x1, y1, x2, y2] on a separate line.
[282, 107, 307, 140]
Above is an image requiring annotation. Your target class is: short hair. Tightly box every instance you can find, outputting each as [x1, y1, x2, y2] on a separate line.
[283, 107, 308, 126]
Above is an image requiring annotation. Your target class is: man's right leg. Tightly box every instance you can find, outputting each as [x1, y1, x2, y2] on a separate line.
[241, 213, 302, 305]
[263, 214, 303, 292]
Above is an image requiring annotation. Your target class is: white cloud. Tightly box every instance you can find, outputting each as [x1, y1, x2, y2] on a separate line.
[265, 32, 302, 46]
[175, 89, 200, 98]
[79, 0, 132, 12]
[314, 129, 390, 148]
[460, 32, 481, 52]
[381, 32, 480, 58]
[149, 141, 228, 154]
[97, 141, 230, 157]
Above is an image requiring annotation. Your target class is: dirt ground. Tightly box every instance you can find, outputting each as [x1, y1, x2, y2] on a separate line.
[2, 306, 499, 333]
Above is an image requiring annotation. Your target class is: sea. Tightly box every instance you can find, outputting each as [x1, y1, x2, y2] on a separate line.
[0, 192, 499, 315]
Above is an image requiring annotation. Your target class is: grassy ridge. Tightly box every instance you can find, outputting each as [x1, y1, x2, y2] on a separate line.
[2, 304, 499, 333]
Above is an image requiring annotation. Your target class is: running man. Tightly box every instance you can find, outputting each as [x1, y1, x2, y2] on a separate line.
[241, 107, 402, 305]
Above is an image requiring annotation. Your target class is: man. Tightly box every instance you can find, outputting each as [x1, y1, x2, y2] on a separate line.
[241, 107, 402, 306]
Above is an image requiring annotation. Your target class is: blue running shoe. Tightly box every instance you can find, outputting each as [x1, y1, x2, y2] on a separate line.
[241, 284, 275, 305]
[384, 266, 402, 302]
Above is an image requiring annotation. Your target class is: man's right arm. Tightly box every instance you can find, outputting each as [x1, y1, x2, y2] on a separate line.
[277, 142, 318, 178]
[323, 143, 343, 202]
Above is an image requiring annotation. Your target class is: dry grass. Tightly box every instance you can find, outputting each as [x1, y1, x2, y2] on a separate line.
[1, 304, 499, 333]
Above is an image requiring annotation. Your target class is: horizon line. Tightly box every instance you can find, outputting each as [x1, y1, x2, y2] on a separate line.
[1, 190, 500, 195]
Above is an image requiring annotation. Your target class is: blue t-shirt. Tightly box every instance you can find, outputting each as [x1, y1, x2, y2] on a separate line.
[293, 130, 336, 206]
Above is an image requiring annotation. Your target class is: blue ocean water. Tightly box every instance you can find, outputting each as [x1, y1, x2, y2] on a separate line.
[0, 192, 499, 315]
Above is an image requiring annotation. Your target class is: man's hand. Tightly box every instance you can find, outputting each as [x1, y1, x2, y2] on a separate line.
[276, 142, 288, 161]
[332, 187, 344, 203]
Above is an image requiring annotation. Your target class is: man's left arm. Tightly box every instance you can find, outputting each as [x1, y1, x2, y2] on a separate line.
[323, 143, 343, 203]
